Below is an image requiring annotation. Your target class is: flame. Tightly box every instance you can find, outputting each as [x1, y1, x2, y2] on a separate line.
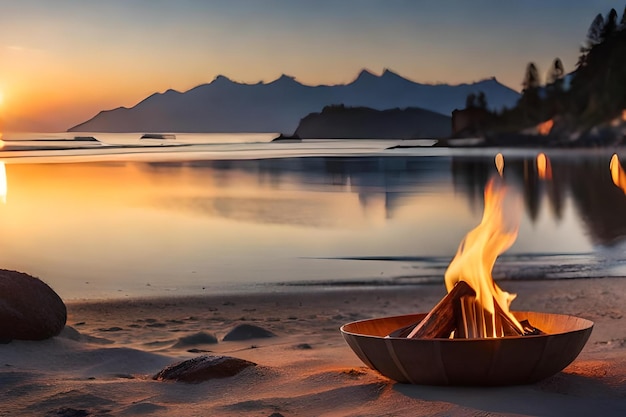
[444, 177, 524, 337]
[537, 153, 552, 180]
[610, 154, 626, 194]
[622, 110, 626, 121]
[0, 161, 6, 204]
[537, 119, 554, 136]
[495, 153, 504, 177]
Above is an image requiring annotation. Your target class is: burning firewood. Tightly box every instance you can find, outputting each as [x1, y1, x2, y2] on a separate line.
[454, 293, 524, 338]
[520, 319, 545, 335]
[387, 280, 544, 339]
[386, 281, 474, 338]
[388, 166, 547, 340]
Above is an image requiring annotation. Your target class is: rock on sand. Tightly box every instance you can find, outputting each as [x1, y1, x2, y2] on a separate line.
[222, 324, 276, 341]
[0, 269, 67, 341]
[154, 355, 257, 383]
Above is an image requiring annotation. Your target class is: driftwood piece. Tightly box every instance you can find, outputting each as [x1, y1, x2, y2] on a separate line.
[386, 281, 475, 339]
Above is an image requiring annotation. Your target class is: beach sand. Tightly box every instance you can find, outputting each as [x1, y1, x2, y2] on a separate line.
[1, 278, 625, 416]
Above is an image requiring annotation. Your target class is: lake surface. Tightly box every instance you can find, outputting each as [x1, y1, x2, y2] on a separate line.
[2, 133, 626, 300]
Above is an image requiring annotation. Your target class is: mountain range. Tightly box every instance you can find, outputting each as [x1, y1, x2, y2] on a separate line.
[68, 69, 520, 133]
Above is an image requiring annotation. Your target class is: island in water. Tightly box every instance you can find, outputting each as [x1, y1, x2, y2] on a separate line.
[273, 104, 451, 141]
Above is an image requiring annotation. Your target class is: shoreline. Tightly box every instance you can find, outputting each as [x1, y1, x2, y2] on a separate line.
[58, 274, 626, 303]
[2, 278, 624, 416]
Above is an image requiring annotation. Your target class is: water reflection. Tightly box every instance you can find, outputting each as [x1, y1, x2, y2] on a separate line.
[141, 154, 626, 248]
[610, 154, 626, 194]
[452, 154, 626, 247]
[139, 157, 449, 225]
[495, 153, 504, 177]
[0, 161, 6, 204]
[134, 153, 626, 245]
[566, 157, 626, 246]
[2, 153, 626, 299]
[536, 153, 552, 180]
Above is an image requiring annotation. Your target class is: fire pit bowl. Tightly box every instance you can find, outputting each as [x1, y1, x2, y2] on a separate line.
[341, 311, 593, 386]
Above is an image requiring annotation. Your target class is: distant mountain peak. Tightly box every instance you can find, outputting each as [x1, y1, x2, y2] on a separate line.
[355, 68, 377, 80]
[475, 76, 498, 84]
[211, 75, 233, 84]
[352, 68, 408, 84]
[381, 68, 410, 82]
[360, 68, 376, 75]
[470, 76, 519, 94]
[381, 68, 399, 77]
[270, 74, 298, 84]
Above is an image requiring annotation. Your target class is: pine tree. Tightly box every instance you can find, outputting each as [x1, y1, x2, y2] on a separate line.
[587, 13, 605, 45]
[578, 14, 606, 69]
[465, 93, 476, 109]
[545, 58, 566, 116]
[519, 63, 542, 123]
[522, 63, 541, 91]
[477, 91, 487, 109]
[571, 7, 626, 126]
[547, 58, 564, 85]
[601, 8, 618, 40]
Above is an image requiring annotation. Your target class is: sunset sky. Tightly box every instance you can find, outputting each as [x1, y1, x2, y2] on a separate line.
[0, 0, 619, 132]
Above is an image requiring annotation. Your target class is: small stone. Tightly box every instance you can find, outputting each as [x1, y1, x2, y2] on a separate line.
[97, 327, 123, 332]
[173, 332, 218, 348]
[223, 324, 276, 341]
[46, 407, 89, 417]
[187, 348, 212, 353]
[154, 355, 256, 383]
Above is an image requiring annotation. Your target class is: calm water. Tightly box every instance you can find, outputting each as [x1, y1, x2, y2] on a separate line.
[1, 133, 626, 300]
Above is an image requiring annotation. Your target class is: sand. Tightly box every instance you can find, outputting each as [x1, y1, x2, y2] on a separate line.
[1, 278, 625, 417]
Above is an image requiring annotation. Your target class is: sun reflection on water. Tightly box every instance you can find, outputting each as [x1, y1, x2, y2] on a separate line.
[0, 161, 7, 204]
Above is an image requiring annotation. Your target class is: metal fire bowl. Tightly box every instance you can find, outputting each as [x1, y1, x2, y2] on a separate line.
[341, 311, 593, 386]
